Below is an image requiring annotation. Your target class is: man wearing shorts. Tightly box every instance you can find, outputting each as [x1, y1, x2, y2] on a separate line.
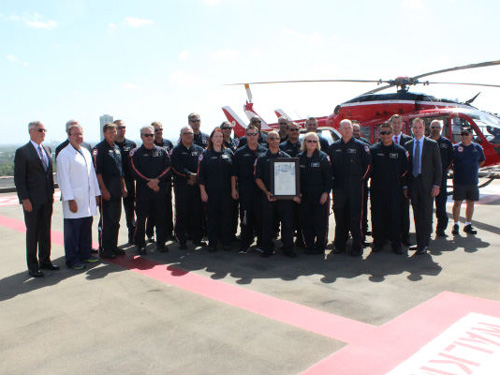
[451, 127, 485, 235]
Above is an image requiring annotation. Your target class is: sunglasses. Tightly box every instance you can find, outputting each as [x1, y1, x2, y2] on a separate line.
[461, 132, 471, 136]
[154, 128, 163, 132]
[267, 137, 279, 141]
[117, 126, 126, 129]
[190, 119, 201, 123]
[142, 134, 154, 137]
[37, 128, 47, 133]
[220, 127, 231, 130]
[306, 139, 318, 143]
[289, 128, 299, 132]
[246, 132, 258, 136]
[252, 121, 261, 124]
[182, 132, 194, 135]
[379, 131, 392, 135]
[430, 127, 441, 130]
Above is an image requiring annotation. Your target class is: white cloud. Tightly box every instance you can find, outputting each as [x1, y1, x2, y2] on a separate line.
[24, 13, 57, 29]
[6, 54, 29, 66]
[124, 17, 154, 28]
[170, 69, 204, 87]
[210, 48, 240, 60]
[108, 22, 117, 30]
[179, 50, 190, 61]
[402, 0, 424, 10]
[122, 83, 140, 90]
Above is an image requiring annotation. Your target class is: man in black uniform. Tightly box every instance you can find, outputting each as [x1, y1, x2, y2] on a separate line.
[188, 113, 209, 148]
[369, 123, 409, 254]
[328, 119, 371, 257]
[237, 117, 268, 148]
[279, 122, 303, 247]
[352, 120, 371, 243]
[93, 123, 127, 259]
[171, 126, 205, 249]
[232, 124, 267, 253]
[278, 117, 289, 142]
[429, 120, 453, 237]
[305, 117, 329, 152]
[255, 131, 299, 258]
[130, 126, 172, 254]
[146, 121, 174, 242]
[390, 114, 413, 247]
[55, 119, 93, 158]
[114, 119, 137, 245]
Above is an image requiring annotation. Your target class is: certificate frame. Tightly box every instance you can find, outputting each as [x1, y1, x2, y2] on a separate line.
[270, 157, 300, 199]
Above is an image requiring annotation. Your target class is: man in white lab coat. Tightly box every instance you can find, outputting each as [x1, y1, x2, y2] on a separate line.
[57, 124, 101, 270]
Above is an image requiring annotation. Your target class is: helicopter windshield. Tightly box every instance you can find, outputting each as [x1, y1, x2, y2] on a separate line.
[467, 110, 500, 145]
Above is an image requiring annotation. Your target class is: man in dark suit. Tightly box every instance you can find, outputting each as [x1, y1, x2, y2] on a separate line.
[404, 117, 442, 255]
[14, 121, 59, 277]
[389, 114, 413, 247]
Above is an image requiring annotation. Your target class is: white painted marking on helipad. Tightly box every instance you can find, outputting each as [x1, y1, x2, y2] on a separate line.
[388, 313, 500, 375]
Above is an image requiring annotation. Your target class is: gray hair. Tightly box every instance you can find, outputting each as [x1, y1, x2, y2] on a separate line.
[28, 121, 43, 130]
[68, 124, 83, 135]
[340, 119, 352, 129]
[65, 119, 79, 134]
[140, 125, 154, 136]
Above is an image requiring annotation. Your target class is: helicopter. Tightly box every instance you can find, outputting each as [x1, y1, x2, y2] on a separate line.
[222, 60, 500, 168]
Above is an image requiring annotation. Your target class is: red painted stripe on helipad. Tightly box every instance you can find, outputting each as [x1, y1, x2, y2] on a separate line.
[0, 214, 373, 344]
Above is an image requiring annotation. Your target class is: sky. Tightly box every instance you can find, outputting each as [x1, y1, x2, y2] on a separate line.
[1, 0, 499, 145]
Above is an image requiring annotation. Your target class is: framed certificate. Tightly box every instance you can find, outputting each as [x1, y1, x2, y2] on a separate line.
[270, 158, 300, 199]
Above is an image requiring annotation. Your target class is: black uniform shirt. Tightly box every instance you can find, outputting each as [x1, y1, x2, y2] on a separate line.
[171, 143, 204, 186]
[224, 138, 239, 152]
[369, 142, 409, 192]
[233, 144, 267, 192]
[115, 138, 137, 180]
[130, 145, 171, 191]
[298, 150, 332, 199]
[193, 132, 209, 148]
[198, 148, 234, 190]
[436, 136, 454, 173]
[254, 149, 291, 189]
[279, 139, 301, 157]
[328, 138, 371, 191]
[93, 140, 123, 197]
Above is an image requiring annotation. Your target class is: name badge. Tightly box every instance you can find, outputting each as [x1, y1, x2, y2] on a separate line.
[311, 162, 320, 167]
[347, 148, 357, 154]
[389, 153, 399, 159]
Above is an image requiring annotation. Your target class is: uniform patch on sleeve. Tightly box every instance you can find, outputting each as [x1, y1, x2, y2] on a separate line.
[129, 148, 135, 157]
[92, 149, 98, 156]
[198, 153, 204, 161]
[364, 146, 370, 153]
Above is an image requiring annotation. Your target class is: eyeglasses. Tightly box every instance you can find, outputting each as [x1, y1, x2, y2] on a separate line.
[246, 132, 258, 136]
[306, 139, 318, 143]
[182, 132, 194, 135]
[117, 126, 126, 129]
[267, 137, 278, 141]
[154, 128, 163, 132]
[142, 134, 154, 137]
[190, 119, 201, 123]
[289, 128, 299, 132]
[37, 128, 47, 133]
[461, 132, 471, 136]
[379, 131, 392, 135]
[220, 127, 231, 130]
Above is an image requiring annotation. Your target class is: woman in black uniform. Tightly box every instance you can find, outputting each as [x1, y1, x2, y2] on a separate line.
[297, 132, 332, 254]
[198, 128, 235, 252]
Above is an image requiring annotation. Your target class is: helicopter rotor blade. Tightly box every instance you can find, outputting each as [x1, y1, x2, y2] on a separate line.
[359, 84, 394, 95]
[424, 81, 500, 89]
[412, 60, 500, 81]
[226, 79, 390, 86]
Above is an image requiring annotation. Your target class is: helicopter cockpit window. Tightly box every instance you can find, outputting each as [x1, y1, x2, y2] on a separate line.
[450, 117, 478, 144]
[471, 112, 500, 145]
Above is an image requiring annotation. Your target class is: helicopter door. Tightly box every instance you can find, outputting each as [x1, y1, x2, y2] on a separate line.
[450, 116, 477, 144]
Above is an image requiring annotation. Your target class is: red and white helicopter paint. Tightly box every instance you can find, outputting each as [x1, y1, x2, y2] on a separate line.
[222, 60, 500, 168]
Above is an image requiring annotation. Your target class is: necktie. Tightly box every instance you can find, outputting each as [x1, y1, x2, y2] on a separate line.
[38, 145, 48, 171]
[413, 140, 420, 177]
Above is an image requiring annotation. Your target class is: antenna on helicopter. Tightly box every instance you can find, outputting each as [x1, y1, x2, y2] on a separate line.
[465, 92, 481, 106]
